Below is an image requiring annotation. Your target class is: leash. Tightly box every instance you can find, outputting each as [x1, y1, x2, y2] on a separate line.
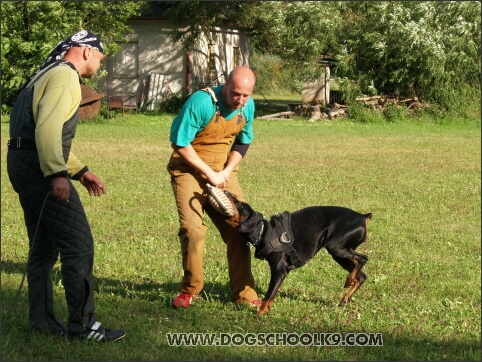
[5, 191, 52, 319]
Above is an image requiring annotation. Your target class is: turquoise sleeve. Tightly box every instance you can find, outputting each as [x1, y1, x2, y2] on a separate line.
[169, 91, 216, 147]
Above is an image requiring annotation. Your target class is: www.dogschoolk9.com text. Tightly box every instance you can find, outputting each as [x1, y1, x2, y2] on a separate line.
[166, 332, 383, 347]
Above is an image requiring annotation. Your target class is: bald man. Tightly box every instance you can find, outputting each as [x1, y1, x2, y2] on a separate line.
[7, 30, 125, 342]
[167, 66, 261, 309]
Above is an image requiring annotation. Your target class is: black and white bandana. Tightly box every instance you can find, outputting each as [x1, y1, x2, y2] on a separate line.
[41, 29, 104, 69]
[19, 30, 103, 92]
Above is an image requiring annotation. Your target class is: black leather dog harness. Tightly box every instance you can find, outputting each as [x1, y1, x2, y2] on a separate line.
[254, 212, 304, 268]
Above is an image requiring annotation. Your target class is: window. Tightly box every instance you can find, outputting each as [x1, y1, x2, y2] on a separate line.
[232, 47, 240, 68]
[113, 42, 139, 78]
[208, 44, 216, 82]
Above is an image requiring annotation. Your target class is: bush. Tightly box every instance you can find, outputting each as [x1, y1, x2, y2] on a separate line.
[159, 90, 189, 114]
[383, 103, 408, 123]
[433, 85, 480, 120]
[346, 102, 385, 124]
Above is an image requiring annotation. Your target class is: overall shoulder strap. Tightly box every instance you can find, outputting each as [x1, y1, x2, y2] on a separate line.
[24, 61, 78, 90]
[201, 87, 220, 122]
[201, 87, 218, 104]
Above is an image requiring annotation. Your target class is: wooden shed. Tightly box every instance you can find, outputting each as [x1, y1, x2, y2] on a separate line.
[99, 14, 251, 111]
[301, 54, 336, 106]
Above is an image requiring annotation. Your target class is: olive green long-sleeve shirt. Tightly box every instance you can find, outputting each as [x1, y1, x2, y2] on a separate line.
[32, 64, 86, 178]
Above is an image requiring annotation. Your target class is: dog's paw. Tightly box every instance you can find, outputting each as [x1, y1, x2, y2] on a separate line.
[257, 300, 272, 316]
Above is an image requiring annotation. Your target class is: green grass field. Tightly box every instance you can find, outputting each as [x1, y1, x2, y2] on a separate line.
[1, 110, 480, 361]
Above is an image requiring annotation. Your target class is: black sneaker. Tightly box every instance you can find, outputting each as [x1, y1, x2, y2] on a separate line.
[71, 321, 126, 342]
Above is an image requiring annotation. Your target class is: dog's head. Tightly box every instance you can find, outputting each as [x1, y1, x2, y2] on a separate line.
[223, 191, 265, 246]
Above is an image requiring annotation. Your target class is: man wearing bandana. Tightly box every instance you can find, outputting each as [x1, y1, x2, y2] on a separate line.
[7, 30, 125, 342]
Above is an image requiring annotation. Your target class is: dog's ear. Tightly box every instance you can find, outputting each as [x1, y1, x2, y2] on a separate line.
[238, 210, 262, 233]
[238, 210, 265, 246]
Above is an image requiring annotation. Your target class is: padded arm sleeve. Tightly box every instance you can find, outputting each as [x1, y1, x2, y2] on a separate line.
[231, 140, 250, 157]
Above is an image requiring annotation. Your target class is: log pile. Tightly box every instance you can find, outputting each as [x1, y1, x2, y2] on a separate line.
[305, 96, 426, 121]
[307, 103, 348, 122]
[256, 96, 427, 121]
[354, 96, 423, 111]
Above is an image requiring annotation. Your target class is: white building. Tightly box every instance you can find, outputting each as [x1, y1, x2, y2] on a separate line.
[100, 15, 251, 111]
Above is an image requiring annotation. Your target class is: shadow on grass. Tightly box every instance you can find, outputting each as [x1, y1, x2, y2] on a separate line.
[2, 258, 335, 308]
[2, 259, 480, 361]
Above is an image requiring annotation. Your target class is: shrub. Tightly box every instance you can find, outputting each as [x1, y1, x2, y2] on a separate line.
[383, 103, 407, 123]
[346, 102, 385, 124]
[159, 90, 189, 114]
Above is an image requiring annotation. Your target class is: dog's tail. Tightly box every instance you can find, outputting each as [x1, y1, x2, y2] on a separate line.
[364, 213, 373, 221]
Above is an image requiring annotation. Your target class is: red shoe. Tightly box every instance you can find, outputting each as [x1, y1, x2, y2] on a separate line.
[173, 292, 193, 308]
[249, 300, 262, 308]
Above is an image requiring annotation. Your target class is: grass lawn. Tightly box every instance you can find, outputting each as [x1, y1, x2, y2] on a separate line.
[1, 110, 480, 361]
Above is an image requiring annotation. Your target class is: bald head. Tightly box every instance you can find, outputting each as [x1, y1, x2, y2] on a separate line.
[222, 66, 256, 110]
[228, 66, 256, 86]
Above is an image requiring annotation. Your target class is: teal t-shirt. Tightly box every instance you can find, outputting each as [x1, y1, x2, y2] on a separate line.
[169, 85, 255, 147]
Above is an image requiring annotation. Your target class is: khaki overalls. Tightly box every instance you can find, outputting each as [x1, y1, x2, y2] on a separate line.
[167, 94, 258, 303]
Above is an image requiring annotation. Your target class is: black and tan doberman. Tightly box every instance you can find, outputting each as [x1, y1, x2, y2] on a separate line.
[222, 191, 372, 316]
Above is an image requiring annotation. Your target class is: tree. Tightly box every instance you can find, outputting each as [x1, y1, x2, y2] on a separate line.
[163, 1, 480, 107]
[3, 1, 479, 110]
[163, 1, 341, 82]
[264, 2, 341, 82]
[160, 1, 248, 50]
[335, 1, 481, 105]
[1, 1, 147, 107]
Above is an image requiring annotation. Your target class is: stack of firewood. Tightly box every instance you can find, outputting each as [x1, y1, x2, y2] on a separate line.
[354, 96, 422, 111]
[256, 96, 426, 122]
[306, 96, 425, 122]
[307, 103, 348, 122]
